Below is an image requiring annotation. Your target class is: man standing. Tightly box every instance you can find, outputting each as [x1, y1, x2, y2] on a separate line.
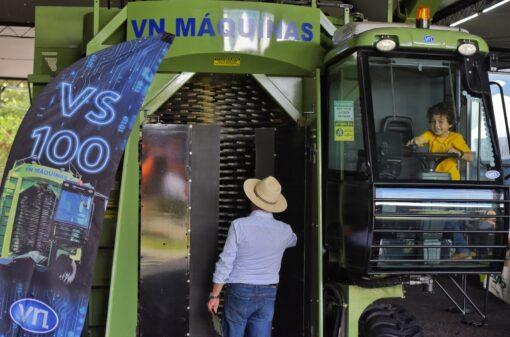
[207, 176, 297, 337]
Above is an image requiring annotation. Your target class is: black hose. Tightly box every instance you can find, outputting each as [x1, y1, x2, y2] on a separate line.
[324, 283, 345, 337]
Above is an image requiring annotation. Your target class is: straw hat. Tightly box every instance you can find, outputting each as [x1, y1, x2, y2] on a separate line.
[243, 176, 287, 213]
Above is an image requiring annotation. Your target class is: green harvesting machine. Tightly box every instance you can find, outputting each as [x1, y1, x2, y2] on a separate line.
[6, 0, 508, 336]
[0, 160, 95, 284]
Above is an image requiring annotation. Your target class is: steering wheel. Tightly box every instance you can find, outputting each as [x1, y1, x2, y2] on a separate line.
[403, 145, 460, 171]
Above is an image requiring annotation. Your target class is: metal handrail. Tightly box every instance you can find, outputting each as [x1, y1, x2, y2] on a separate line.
[374, 198, 509, 203]
[375, 214, 509, 219]
[372, 245, 506, 248]
[374, 181, 509, 189]
[374, 229, 508, 233]
[370, 259, 505, 262]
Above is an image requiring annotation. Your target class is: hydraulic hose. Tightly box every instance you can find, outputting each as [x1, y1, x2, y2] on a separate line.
[324, 283, 345, 337]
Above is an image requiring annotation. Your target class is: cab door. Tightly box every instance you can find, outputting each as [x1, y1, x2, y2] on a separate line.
[324, 52, 371, 275]
[489, 71, 510, 183]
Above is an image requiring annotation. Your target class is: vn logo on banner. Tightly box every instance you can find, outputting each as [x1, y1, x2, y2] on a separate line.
[0, 33, 173, 336]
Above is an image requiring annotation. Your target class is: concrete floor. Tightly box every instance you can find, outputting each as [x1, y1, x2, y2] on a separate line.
[382, 276, 510, 337]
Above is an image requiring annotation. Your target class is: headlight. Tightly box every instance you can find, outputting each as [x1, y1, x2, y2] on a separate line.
[375, 38, 397, 52]
[458, 42, 477, 56]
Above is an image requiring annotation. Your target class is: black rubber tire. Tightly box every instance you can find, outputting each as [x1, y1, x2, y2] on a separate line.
[359, 304, 424, 337]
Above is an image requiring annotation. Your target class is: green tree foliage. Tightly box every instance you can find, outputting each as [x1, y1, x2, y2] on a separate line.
[0, 80, 30, 178]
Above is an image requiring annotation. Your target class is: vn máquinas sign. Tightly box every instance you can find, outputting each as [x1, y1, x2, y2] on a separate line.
[132, 15, 314, 41]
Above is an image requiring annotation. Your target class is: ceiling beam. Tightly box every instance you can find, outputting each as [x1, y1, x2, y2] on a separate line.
[434, 0, 495, 25]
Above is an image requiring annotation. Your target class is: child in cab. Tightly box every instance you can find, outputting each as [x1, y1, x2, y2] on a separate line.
[407, 102, 473, 180]
[407, 102, 474, 259]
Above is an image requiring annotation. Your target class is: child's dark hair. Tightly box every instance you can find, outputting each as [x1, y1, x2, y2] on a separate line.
[427, 102, 455, 124]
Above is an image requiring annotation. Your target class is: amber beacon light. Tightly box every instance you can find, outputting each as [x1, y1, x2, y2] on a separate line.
[416, 6, 431, 29]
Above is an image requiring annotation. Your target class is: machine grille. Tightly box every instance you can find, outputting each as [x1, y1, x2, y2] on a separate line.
[150, 73, 292, 249]
[11, 183, 56, 257]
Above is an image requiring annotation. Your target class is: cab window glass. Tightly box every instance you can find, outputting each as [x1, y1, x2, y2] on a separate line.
[369, 57, 498, 182]
[327, 54, 364, 173]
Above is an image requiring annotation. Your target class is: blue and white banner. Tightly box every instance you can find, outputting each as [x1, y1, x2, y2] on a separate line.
[0, 33, 173, 336]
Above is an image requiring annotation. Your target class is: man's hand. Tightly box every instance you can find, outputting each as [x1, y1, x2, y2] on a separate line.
[207, 297, 220, 314]
[207, 283, 224, 314]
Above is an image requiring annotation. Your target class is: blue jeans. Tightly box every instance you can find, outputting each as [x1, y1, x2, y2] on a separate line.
[444, 221, 470, 254]
[222, 283, 277, 337]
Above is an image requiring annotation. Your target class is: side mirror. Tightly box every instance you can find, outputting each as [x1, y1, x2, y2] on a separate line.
[461, 54, 491, 96]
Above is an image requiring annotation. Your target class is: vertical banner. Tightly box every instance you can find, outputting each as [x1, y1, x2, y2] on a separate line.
[0, 33, 173, 336]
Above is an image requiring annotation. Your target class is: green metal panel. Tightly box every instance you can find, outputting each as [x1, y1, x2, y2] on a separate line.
[29, 6, 123, 99]
[155, 52, 320, 76]
[86, 7, 127, 54]
[308, 68, 323, 337]
[127, 0, 323, 75]
[315, 68, 323, 337]
[344, 284, 403, 337]
[94, 0, 100, 35]
[325, 26, 489, 64]
[252, 74, 302, 122]
[29, 6, 92, 99]
[32, 7, 90, 74]
[104, 122, 140, 337]
[388, 0, 393, 23]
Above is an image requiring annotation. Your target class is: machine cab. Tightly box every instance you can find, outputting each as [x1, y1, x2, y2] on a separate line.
[52, 181, 94, 251]
[325, 46, 509, 275]
[368, 53, 498, 183]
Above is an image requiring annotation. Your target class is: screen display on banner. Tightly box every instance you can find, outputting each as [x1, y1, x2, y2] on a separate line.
[0, 33, 173, 336]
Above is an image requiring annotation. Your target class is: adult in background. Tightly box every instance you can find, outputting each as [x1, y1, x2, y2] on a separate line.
[207, 176, 297, 337]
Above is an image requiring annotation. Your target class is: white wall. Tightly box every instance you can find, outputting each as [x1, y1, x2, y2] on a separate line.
[0, 26, 34, 78]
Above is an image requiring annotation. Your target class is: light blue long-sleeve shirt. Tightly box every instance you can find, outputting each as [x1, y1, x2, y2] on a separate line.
[213, 210, 297, 285]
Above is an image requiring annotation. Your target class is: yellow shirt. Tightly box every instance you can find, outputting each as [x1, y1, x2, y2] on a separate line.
[419, 130, 471, 180]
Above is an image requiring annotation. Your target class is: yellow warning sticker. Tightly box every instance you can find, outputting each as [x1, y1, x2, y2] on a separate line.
[334, 100, 354, 142]
[213, 57, 241, 67]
